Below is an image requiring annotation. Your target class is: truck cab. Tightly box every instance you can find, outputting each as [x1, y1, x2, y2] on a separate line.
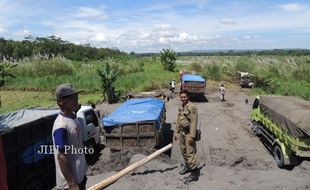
[76, 106, 101, 149]
[238, 71, 254, 88]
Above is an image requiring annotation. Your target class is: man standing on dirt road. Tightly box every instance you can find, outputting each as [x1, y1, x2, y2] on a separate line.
[174, 89, 200, 184]
[52, 83, 88, 190]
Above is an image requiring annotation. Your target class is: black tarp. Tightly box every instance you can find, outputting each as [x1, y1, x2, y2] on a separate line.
[260, 96, 310, 138]
[0, 109, 59, 135]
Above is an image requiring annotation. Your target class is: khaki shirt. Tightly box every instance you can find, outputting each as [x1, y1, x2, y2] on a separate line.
[175, 102, 198, 139]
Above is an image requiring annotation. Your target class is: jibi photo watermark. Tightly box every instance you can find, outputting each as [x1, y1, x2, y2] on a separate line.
[37, 145, 94, 155]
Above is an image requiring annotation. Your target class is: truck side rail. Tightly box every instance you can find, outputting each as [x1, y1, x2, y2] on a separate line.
[104, 121, 159, 150]
[252, 107, 310, 157]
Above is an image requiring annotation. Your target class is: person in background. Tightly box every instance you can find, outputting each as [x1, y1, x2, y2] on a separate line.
[171, 79, 176, 94]
[219, 84, 225, 102]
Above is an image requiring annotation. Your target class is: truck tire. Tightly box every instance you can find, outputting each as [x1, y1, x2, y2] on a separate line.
[273, 145, 285, 168]
[251, 121, 259, 135]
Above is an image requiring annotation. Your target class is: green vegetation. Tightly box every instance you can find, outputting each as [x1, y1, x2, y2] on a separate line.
[188, 56, 310, 100]
[97, 61, 120, 104]
[0, 62, 17, 87]
[1, 47, 309, 114]
[5, 56, 178, 93]
[160, 49, 176, 71]
[0, 90, 101, 114]
[0, 36, 125, 61]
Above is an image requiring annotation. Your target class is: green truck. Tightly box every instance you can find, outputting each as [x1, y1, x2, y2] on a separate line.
[251, 96, 310, 168]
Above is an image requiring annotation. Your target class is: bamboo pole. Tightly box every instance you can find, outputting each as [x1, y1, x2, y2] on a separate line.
[88, 143, 173, 190]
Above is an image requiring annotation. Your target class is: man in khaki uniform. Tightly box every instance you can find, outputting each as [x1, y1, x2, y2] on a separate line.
[174, 90, 200, 183]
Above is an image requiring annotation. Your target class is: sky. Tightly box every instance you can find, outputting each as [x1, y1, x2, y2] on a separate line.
[0, 0, 310, 53]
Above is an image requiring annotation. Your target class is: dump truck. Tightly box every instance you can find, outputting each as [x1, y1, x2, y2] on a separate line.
[102, 98, 166, 150]
[251, 96, 310, 168]
[0, 106, 101, 190]
[180, 74, 206, 96]
[238, 71, 254, 88]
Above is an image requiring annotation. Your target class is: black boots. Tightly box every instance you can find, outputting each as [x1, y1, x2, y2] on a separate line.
[179, 165, 191, 175]
[183, 169, 200, 184]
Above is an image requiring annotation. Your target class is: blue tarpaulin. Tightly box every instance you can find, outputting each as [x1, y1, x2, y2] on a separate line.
[102, 98, 165, 129]
[182, 74, 205, 83]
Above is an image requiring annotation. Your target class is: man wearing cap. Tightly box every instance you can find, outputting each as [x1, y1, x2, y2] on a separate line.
[52, 83, 87, 190]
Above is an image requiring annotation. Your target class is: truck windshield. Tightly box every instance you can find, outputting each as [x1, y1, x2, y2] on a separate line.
[85, 110, 99, 127]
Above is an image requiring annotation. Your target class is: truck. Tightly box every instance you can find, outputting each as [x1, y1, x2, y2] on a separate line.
[0, 106, 101, 190]
[238, 71, 254, 88]
[102, 98, 166, 150]
[180, 74, 206, 96]
[251, 96, 310, 168]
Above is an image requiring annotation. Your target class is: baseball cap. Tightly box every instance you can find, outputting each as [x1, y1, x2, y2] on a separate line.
[55, 83, 83, 100]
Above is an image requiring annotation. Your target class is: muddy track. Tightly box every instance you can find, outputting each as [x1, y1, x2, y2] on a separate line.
[86, 87, 310, 190]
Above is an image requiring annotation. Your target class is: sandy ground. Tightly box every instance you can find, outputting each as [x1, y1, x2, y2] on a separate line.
[86, 86, 310, 190]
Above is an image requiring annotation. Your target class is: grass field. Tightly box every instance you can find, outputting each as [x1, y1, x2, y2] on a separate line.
[0, 90, 102, 114]
[1, 55, 309, 114]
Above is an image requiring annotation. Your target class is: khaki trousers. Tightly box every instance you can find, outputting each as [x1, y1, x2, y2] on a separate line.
[179, 132, 199, 169]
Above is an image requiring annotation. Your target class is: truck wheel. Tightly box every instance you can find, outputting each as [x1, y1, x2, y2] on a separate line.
[273, 145, 285, 168]
[251, 121, 258, 135]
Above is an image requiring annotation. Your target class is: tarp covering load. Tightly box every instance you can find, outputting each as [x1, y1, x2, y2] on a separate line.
[0, 108, 59, 135]
[182, 74, 205, 83]
[102, 98, 165, 129]
[260, 96, 310, 138]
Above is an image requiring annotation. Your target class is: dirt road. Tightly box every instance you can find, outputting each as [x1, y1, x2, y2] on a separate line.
[88, 87, 310, 190]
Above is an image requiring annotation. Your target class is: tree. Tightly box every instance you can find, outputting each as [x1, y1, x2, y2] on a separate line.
[97, 61, 120, 104]
[160, 48, 176, 71]
[0, 62, 17, 87]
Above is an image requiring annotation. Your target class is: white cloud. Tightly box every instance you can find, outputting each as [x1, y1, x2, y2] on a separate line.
[1, 1, 309, 52]
[0, 27, 7, 33]
[91, 33, 106, 42]
[13, 29, 30, 36]
[279, 3, 302, 12]
[243, 35, 251, 39]
[179, 32, 188, 39]
[76, 7, 107, 20]
[219, 19, 238, 25]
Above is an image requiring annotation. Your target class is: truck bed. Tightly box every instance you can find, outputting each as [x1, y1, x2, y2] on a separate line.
[260, 96, 310, 138]
[102, 98, 165, 150]
[181, 74, 206, 94]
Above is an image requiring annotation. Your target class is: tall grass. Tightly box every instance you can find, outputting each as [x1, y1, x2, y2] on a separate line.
[12, 57, 73, 77]
[4, 55, 310, 101]
[183, 55, 310, 99]
[5, 56, 177, 94]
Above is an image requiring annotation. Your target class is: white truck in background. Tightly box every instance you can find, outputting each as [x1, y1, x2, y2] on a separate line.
[77, 105, 101, 149]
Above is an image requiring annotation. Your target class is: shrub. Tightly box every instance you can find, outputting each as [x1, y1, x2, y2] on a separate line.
[160, 49, 176, 71]
[97, 61, 120, 104]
